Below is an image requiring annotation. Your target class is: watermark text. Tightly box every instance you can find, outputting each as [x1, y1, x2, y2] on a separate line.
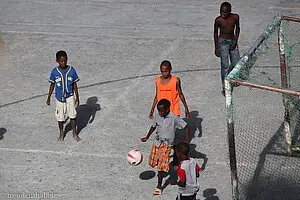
[7, 191, 56, 199]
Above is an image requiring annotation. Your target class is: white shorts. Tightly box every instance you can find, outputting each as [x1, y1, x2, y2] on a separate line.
[55, 96, 77, 121]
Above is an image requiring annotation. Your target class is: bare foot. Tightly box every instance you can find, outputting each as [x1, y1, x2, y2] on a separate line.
[57, 135, 64, 141]
[73, 134, 81, 142]
[221, 90, 225, 97]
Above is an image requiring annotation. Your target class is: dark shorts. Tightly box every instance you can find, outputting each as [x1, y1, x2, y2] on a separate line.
[176, 193, 197, 200]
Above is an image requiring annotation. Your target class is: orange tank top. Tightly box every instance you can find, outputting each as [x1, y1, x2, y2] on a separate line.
[155, 75, 180, 116]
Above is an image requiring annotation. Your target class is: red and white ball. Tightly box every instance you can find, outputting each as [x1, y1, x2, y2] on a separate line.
[127, 149, 143, 166]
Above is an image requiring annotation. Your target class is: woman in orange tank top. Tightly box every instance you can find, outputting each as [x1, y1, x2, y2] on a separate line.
[149, 60, 190, 119]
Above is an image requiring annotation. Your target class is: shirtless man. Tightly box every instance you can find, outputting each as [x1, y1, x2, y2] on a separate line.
[214, 2, 240, 96]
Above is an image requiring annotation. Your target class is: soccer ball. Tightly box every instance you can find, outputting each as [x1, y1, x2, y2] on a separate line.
[127, 149, 143, 166]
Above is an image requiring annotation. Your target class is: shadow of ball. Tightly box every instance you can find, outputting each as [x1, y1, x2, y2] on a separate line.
[139, 170, 156, 180]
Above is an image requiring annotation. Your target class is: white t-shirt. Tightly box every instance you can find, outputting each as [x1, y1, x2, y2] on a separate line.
[177, 158, 200, 195]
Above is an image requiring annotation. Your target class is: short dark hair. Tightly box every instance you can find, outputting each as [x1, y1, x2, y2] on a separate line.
[176, 142, 190, 156]
[220, 2, 231, 11]
[56, 50, 68, 60]
[157, 99, 171, 109]
[160, 60, 172, 69]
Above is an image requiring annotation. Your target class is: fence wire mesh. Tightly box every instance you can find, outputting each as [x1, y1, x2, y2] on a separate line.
[226, 16, 300, 200]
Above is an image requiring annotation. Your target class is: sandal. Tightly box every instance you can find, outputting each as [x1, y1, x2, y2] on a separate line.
[153, 188, 161, 196]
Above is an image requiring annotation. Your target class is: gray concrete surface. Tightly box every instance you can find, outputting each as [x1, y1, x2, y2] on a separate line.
[0, 0, 299, 199]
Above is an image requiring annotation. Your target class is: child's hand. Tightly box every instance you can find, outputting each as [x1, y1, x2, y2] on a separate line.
[141, 137, 148, 142]
[230, 41, 237, 50]
[75, 98, 80, 107]
[215, 48, 220, 57]
[46, 98, 51, 105]
[149, 111, 154, 119]
[185, 110, 190, 118]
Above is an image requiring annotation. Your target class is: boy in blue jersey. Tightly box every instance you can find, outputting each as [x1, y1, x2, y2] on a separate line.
[46, 50, 81, 142]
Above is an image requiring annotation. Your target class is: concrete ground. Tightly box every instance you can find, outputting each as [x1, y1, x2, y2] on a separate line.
[0, 0, 299, 199]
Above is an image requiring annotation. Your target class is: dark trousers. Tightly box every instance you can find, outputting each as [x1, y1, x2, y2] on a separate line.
[176, 193, 197, 200]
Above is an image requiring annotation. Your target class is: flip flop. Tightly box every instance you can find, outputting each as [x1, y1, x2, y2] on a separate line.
[153, 188, 161, 196]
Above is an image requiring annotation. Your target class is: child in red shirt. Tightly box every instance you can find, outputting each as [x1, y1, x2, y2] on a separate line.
[170, 142, 200, 200]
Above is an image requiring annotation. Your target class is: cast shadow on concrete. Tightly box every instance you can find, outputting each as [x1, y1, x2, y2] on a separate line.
[188, 110, 203, 138]
[139, 170, 156, 180]
[189, 144, 208, 171]
[64, 96, 101, 135]
[0, 127, 6, 140]
[176, 110, 203, 143]
[243, 95, 300, 199]
[290, 95, 300, 147]
[183, 111, 208, 170]
[203, 188, 219, 200]
[244, 123, 300, 199]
